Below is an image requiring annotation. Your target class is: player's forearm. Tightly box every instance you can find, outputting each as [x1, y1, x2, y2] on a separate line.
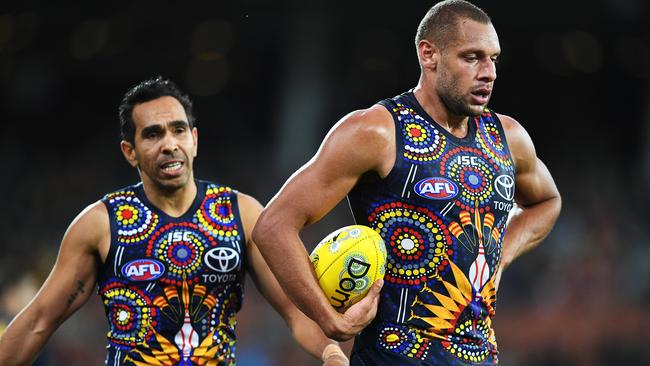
[500, 195, 561, 270]
[0, 309, 56, 366]
[252, 218, 338, 331]
[287, 312, 343, 361]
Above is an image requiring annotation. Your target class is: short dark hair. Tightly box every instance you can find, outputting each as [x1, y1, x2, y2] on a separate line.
[118, 76, 196, 144]
[415, 0, 491, 50]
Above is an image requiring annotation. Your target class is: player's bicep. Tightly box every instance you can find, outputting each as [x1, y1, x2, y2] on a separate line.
[269, 108, 394, 226]
[275, 162, 359, 227]
[500, 114, 559, 207]
[514, 157, 559, 207]
[238, 194, 298, 319]
[27, 202, 107, 325]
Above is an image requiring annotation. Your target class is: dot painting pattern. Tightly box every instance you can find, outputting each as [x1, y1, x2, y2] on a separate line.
[349, 96, 512, 365]
[107, 191, 160, 245]
[100, 281, 157, 347]
[368, 201, 453, 287]
[98, 182, 245, 365]
[391, 103, 447, 164]
[440, 146, 499, 211]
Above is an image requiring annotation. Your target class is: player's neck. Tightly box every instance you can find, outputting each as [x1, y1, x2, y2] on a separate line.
[141, 176, 198, 218]
[413, 79, 469, 138]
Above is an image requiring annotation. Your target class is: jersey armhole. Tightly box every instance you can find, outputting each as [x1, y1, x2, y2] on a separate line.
[99, 198, 117, 276]
[377, 100, 405, 184]
[229, 190, 247, 248]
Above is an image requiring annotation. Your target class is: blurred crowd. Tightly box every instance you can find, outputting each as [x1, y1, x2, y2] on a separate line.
[1, 0, 649, 365]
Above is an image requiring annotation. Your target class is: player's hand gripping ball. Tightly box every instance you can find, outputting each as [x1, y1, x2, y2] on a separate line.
[309, 225, 387, 312]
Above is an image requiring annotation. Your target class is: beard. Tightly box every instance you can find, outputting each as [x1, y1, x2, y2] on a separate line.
[436, 71, 486, 117]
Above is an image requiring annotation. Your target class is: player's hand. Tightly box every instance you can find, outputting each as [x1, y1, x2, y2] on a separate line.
[321, 343, 349, 366]
[326, 279, 383, 341]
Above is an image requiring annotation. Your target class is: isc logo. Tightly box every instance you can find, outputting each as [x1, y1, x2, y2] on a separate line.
[414, 177, 459, 200]
[166, 231, 193, 243]
[121, 259, 165, 281]
[330, 258, 370, 310]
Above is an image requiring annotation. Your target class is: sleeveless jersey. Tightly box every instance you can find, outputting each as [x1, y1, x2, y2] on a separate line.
[97, 180, 246, 366]
[348, 92, 515, 365]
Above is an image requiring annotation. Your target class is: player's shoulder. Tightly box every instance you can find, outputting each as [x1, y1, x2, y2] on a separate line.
[339, 104, 394, 131]
[236, 191, 263, 212]
[329, 104, 395, 148]
[495, 113, 537, 168]
[62, 200, 110, 252]
[78, 201, 109, 225]
[495, 112, 524, 132]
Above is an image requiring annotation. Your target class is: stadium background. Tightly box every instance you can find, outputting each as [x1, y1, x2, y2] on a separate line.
[0, 0, 648, 364]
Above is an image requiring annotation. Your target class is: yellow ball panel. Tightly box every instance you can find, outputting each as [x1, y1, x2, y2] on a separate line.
[309, 225, 387, 312]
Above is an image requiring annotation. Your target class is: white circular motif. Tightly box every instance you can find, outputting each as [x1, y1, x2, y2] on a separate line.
[118, 310, 129, 322]
[401, 238, 415, 250]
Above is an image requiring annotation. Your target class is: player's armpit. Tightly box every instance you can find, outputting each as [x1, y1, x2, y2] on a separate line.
[0, 201, 108, 366]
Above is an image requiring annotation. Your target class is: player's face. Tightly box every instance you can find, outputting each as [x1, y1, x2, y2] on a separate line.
[125, 96, 198, 192]
[436, 20, 500, 117]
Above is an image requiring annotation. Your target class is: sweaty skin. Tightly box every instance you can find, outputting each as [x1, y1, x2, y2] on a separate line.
[0, 96, 348, 366]
[252, 19, 561, 341]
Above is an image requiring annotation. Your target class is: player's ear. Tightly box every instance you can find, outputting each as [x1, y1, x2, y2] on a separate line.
[418, 39, 438, 71]
[192, 127, 198, 157]
[120, 140, 138, 168]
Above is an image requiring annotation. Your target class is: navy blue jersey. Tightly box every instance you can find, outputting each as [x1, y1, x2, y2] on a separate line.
[348, 91, 515, 365]
[97, 180, 246, 366]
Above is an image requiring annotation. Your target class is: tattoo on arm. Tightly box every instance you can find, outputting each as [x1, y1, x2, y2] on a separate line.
[66, 280, 86, 308]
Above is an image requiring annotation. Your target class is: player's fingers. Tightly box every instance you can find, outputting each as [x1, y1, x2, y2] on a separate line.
[348, 278, 383, 311]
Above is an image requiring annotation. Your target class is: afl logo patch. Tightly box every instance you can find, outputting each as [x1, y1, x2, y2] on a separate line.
[204, 247, 240, 273]
[121, 259, 165, 281]
[414, 177, 459, 200]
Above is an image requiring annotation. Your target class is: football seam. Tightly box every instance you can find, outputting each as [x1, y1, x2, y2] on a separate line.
[316, 234, 374, 281]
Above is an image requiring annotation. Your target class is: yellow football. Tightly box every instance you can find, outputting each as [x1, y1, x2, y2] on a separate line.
[309, 225, 387, 312]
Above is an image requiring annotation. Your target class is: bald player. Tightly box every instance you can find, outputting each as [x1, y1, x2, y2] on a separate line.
[252, 1, 561, 365]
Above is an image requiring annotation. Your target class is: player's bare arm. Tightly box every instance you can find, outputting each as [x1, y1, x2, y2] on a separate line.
[238, 193, 348, 365]
[495, 114, 561, 288]
[252, 105, 393, 341]
[0, 202, 109, 366]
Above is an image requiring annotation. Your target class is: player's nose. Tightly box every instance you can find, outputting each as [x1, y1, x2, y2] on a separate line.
[479, 59, 497, 82]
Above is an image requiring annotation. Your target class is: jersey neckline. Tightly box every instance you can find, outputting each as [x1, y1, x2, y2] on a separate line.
[134, 180, 206, 221]
[404, 90, 477, 145]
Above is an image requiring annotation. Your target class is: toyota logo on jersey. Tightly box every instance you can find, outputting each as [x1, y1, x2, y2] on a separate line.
[414, 177, 459, 200]
[494, 174, 515, 201]
[204, 247, 241, 273]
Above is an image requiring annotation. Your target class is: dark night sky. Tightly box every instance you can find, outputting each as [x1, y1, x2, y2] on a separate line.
[0, 1, 649, 364]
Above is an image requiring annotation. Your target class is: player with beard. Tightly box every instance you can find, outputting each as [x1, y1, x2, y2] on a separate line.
[252, 1, 561, 365]
[0, 77, 352, 366]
